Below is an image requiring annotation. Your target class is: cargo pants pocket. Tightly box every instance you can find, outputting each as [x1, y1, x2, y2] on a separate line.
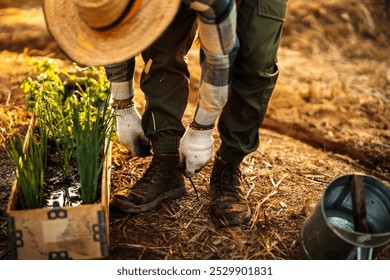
[258, 0, 287, 22]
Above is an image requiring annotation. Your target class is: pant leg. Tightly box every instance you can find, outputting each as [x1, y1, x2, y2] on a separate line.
[105, 59, 135, 83]
[140, 3, 197, 154]
[217, 0, 288, 164]
[104, 59, 136, 101]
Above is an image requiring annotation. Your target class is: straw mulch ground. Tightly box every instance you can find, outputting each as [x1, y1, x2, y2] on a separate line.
[1, 0, 390, 260]
[109, 131, 390, 260]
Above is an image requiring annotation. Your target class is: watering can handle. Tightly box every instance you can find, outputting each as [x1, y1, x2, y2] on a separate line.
[350, 175, 370, 233]
[357, 247, 374, 260]
[350, 175, 375, 260]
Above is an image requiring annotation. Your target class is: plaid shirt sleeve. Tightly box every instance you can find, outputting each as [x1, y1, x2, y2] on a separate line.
[185, 0, 238, 126]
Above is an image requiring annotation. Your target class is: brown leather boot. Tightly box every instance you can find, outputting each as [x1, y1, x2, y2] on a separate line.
[210, 156, 251, 227]
[111, 154, 185, 213]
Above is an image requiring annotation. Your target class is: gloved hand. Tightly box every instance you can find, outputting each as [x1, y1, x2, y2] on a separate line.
[179, 123, 214, 177]
[115, 102, 151, 157]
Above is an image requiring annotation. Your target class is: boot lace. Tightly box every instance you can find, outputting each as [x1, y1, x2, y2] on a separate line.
[211, 162, 242, 198]
[137, 156, 161, 185]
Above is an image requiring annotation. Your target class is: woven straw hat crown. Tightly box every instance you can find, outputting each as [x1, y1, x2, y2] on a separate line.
[43, 0, 180, 66]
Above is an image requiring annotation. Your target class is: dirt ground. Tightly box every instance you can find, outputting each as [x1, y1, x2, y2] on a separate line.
[0, 0, 389, 260]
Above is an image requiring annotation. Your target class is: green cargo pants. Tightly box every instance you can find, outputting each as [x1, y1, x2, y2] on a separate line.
[134, 0, 287, 160]
[218, 0, 287, 164]
[138, 3, 197, 153]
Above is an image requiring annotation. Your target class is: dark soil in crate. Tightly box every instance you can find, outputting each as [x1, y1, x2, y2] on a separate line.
[43, 149, 83, 208]
[13, 137, 103, 211]
[44, 146, 103, 208]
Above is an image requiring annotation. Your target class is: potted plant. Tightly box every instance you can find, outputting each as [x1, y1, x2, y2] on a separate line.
[6, 59, 114, 260]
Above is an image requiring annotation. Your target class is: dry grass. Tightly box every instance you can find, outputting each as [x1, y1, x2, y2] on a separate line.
[1, 0, 390, 260]
[109, 130, 390, 260]
[283, 0, 390, 59]
[106, 0, 390, 260]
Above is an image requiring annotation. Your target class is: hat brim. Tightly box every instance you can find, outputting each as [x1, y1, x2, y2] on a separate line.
[43, 0, 181, 66]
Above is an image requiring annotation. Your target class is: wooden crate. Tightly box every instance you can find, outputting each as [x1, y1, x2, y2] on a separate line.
[6, 119, 112, 260]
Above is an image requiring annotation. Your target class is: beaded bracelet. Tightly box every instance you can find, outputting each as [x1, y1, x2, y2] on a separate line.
[112, 99, 134, 110]
[189, 121, 214, 131]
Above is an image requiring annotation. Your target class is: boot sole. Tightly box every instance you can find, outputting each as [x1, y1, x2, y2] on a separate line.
[111, 183, 186, 213]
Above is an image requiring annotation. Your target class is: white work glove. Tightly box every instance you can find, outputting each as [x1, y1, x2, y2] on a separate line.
[115, 102, 151, 157]
[180, 124, 214, 178]
[110, 81, 151, 157]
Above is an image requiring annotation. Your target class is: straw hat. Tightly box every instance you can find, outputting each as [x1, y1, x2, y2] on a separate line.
[43, 0, 180, 66]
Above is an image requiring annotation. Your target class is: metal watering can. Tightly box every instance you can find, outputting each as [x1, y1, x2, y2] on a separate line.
[300, 174, 390, 260]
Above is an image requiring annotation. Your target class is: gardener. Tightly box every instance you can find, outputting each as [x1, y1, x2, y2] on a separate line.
[43, 0, 288, 227]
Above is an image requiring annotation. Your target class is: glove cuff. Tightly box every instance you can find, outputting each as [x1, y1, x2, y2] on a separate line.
[183, 125, 214, 146]
[116, 101, 141, 121]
